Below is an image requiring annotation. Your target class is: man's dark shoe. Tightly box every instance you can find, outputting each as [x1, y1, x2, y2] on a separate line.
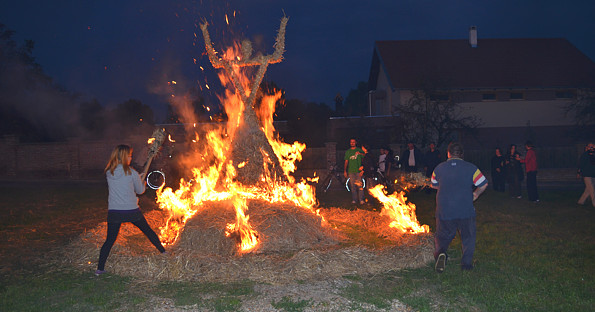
[435, 253, 446, 273]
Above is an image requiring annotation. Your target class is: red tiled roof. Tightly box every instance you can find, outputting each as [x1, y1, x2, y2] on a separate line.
[369, 38, 595, 90]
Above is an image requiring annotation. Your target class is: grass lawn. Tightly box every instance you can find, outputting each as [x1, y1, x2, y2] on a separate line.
[1, 181, 593, 311]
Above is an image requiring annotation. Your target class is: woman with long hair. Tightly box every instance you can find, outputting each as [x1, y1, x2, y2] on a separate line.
[95, 145, 166, 276]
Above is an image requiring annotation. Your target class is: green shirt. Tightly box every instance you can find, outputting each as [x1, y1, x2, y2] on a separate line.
[344, 148, 364, 173]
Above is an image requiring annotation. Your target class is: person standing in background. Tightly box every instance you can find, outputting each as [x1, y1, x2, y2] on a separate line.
[360, 144, 377, 204]
[344, 138, 364, 205]
[424, 142, 441, 179]
[401, 141, 421, 173]
[490, 147, 506, 192]
[520, 141, 539, 202]
[578, 142, 595, 207]
[505, 144, 522, 198]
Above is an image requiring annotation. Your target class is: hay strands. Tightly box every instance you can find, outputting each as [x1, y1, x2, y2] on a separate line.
[141, 128, 166, 177]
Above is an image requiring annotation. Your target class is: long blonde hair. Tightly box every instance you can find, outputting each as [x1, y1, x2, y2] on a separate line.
[105, 145, 132, 175]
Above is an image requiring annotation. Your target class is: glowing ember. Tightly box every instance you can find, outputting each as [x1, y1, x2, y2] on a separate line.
[147, 138, 156, 144]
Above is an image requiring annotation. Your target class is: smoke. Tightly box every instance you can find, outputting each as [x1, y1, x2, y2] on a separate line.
[0, 44, 82, 141]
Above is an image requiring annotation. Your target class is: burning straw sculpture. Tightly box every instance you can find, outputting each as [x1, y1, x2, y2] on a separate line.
[200, 17, 288, 185]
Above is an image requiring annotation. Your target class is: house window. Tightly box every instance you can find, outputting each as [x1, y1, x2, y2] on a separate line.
[510, 92, 524, 100]
[555, 90, 575, 99]
[482, 93, 496, 101]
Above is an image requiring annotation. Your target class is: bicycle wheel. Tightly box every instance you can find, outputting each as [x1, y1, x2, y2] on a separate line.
[345, 177, 365, 192]
[318, 175, 332, 193]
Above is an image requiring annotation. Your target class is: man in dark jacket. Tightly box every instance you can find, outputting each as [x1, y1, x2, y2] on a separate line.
[490, 147, 506, 192]
[424, 142, 441, 178]
[401, 141, 422, 173]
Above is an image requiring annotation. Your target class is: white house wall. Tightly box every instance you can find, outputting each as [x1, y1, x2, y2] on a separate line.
[459, 100, 575, 128]
[384, 88, 574, 128]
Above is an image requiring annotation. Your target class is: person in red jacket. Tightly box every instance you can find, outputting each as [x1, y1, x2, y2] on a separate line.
[520, 141, 539, 202]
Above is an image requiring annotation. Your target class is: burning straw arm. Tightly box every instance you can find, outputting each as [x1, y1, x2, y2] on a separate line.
[140, 128, 166, 180]
[199, 16, 288, 106]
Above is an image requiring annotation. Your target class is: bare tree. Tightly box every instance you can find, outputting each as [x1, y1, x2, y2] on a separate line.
[397, 86, 481, 147]
[564, 88, 595, 139]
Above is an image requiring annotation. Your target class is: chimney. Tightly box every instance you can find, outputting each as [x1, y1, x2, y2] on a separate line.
[469, 26, 478, 48]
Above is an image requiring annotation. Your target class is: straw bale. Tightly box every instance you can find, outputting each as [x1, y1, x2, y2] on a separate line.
[57, 201, 433, 285]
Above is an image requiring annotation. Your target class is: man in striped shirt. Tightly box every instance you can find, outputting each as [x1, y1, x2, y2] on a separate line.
[431, 142, 488, 273]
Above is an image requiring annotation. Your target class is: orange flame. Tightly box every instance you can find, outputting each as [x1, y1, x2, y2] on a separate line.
[225, 196, 258, 252]
[369, 185, 429, 234]
[154, 23, 319, 251]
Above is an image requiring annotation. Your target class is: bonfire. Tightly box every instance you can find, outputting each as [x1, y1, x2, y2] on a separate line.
[60, 15, 432, 283]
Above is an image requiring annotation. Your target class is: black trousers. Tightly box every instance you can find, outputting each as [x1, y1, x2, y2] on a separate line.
[526, 171, 539, 201]
[492, 172, 506, 192]
[97, 215, 165, 271]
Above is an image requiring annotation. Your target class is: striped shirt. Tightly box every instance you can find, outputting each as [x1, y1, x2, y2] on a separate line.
[432, 158, 487, 220]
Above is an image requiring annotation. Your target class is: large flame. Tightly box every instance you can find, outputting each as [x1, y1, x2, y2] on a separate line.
[369, 185, 429, 234]
[225, 196, 258, 252]
[154, 21, 426, 252]
[154, 40, 319, 250]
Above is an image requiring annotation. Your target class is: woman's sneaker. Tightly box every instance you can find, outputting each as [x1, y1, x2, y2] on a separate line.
[95, 269, 107, 276]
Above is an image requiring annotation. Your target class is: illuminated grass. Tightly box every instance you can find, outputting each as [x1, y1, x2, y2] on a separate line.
[1, 182, 593, 311]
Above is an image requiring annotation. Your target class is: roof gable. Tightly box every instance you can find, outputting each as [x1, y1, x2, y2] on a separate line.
[369, 38, 595, 90]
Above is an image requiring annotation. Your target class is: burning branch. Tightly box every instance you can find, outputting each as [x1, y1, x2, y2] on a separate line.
[141, 128, 166, 179]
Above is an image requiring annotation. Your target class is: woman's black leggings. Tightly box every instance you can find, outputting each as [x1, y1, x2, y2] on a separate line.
[97, 216, 165, 271]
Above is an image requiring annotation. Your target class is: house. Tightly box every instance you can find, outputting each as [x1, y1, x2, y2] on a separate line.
[367, 28, 595, 148]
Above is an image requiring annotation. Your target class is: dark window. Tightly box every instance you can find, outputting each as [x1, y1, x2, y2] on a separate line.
[555, 90, 575, 99]
[510, 92, 524, 100]
[482, 93, 496, 101]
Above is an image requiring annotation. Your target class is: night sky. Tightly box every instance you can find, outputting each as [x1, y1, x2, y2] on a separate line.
[1, 0, 594, 120]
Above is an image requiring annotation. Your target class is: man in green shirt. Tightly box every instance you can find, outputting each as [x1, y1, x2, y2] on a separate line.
[344, 138, 364, 204]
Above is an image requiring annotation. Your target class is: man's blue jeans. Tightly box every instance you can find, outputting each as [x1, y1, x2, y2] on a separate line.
[348, 172, 364, 203]
[434, 217, 476, 270]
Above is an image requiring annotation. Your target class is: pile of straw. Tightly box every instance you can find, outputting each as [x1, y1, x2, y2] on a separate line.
[58, 199, 433, 284]
[229, 107, 285, 185]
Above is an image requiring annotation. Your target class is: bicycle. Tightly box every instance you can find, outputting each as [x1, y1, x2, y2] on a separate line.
[318, 164, 345, 193]
[318, 163, 366, 193]
[372, 169, 393, 193]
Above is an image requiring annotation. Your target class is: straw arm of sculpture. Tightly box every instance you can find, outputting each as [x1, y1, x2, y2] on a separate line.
[227, 16, 287, 66]
[270, 16, 288, 63]
[200, 22, 224, 68]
